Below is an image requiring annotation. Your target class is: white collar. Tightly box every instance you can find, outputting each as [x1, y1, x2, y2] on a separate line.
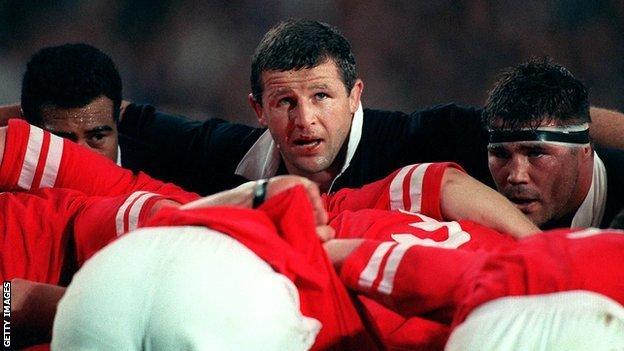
[116, 145, 122, 167]
[571, 152, 607, 227]
[235, 103, 364, 191]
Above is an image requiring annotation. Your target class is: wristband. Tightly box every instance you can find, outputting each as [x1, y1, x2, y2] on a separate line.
[252, 179, 269, 208]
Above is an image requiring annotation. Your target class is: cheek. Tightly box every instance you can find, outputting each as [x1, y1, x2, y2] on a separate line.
[267, 118, 291, 141]
[487, 160, 506, 182]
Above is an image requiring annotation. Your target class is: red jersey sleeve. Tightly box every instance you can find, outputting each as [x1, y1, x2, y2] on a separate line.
[0, 119, 198, 203]
[454, 228, 624, 325]
[0, 189, 171, 285]
[324, 162, 463, 220]
[72, 191, 172, 267]
[340, 239, 483, 324]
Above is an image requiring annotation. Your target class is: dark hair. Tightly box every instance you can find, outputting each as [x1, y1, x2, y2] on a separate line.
[250, 19, 357, 104]
[21, 43, 122, 125]
[610, 208, 624, 229]
[483, 58, 590, 130]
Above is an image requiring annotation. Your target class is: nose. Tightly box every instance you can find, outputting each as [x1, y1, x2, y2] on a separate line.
[290, 100, 317, 128]
[506, 155, 531, 185]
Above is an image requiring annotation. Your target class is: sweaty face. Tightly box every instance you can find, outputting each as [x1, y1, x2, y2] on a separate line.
[254, 60, 362, 178]
[40, 96, 119, 162]
[488, 141, 587, 227]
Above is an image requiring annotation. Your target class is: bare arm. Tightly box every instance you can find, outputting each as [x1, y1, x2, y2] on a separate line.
[0, 103, 21, 126]
[11, 279, 66, 347]
[440, 168, 540, 238]
[589, 107, 624, 149]
[0, 127, 5, 167]
[181, 176, 335, 241]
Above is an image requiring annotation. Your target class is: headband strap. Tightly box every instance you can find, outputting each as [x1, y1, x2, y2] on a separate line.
[488, 124, 590, 145]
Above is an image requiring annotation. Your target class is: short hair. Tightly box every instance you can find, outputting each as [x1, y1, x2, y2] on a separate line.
[21, 43, 122, 125]
[250, 19, 357, 105]
[483, 58, 590, 130]
[610, 208, 624, 229]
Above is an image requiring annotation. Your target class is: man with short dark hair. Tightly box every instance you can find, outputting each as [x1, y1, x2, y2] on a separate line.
[21, 43, 123, 163]
[116, 19, 624, 197]
[483, 58, 624, 228]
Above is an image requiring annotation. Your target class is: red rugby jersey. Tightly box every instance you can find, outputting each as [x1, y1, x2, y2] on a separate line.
[0, 119, 198, 203]
[0, 188, 167, 285]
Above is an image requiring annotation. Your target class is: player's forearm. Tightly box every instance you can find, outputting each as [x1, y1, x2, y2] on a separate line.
[0, 103, 21, 126]
[11, 279, 66, 347]
[336, 239, 476, 322]
[440, 168, 540, 238]
[588, 107, 624, 149]
[0, 127, 5, 168]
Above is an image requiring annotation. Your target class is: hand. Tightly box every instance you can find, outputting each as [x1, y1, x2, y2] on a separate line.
[263, 175, 328, 227]
[181, 176, 333, 240]
[323, 239, 364, 271]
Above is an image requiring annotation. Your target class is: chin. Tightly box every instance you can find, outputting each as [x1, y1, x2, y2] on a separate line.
[293, 160, 330, 175]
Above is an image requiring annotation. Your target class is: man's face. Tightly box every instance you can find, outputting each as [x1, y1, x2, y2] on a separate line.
[40, 95, 119, 162]
[250, 60, 363, 178]
[488, 139, 590, 227]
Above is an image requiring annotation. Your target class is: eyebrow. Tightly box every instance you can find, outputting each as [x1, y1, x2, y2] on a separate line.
[267, 87, 294, 100]
[85, 125, 114, 134]
[49, 130, 77, 140]
[309, 83, 330, 90]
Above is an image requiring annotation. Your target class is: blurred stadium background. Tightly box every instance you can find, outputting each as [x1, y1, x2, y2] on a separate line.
[0, 0, 622, 124]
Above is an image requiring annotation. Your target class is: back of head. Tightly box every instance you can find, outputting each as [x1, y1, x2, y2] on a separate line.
[250, 19, 356, 104]
[483, 57, 590, 130]
[21, 43, 122, 125]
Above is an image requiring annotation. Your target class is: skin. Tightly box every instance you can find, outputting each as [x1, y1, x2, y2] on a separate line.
[40, 95, 119, 162]
[487, 135, 594, 228]
[249, 59, 364, 193]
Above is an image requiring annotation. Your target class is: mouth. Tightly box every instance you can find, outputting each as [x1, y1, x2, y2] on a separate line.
[291, 137, 323, 152]
[508, 197, 539, 212]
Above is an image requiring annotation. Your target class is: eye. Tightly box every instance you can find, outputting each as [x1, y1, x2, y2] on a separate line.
[277, 97, 295, 107]
[88, 133, 108, 146]
[315, 92, 328, 100]
[488, 148, 510, 159]
[527, 148, 545, 158]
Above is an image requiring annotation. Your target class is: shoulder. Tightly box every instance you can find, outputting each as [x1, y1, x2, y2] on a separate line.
[363, 103, 483, 125]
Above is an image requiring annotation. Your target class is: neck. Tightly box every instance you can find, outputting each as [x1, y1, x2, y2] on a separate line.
[284, 145, 348, 194]
[542, 213, 575, 230]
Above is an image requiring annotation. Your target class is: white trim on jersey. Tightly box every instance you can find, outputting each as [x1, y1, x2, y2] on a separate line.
[40, 134, 63, 188]
[127, 193, 157, 233]
[358, 241, 396, 290]
[115, 191, 157, 236]
[18, 126, 44, 190]
[389, 163, 432, 212]
[16, 125, 64, 190]
[377, 242, 415, 295]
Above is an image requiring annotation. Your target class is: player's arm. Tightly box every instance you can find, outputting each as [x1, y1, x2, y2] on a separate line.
[10, 192, 178, 348]
[0, 103, 21, 126]
[440, 168, 539, 238]
[181, 175, 334, 241]
[0, 126, 5, 166]
[11, 279, 65, 348]
[325, 162, 539, 238]
[117, 104, 262, 189]
[588, 107, 624, 149]
[0, 119, 198, 203]
[325, 238, 481, 323]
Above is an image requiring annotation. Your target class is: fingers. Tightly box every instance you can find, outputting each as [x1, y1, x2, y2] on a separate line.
[303, 181, 328, 225]
[315, 225, 336, 242]
[265, 176, 328, 225]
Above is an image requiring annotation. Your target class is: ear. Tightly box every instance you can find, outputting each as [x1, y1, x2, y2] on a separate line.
[348, 79, 364, 113]
[248, 93, 267, 127]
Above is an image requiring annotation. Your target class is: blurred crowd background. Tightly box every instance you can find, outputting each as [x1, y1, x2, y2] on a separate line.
[0, 0, 622, 124]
